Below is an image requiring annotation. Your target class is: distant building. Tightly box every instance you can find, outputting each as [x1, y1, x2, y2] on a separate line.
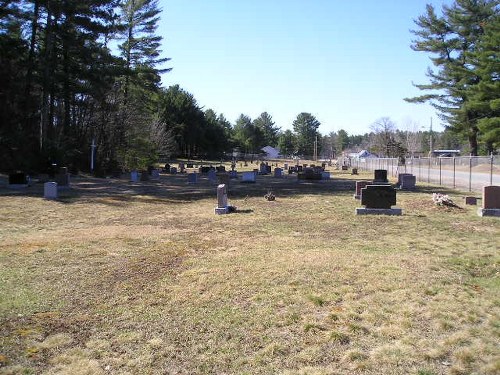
[348, 150, 377, 159]
[431, 149, 461, 157]
[261, 146, 281, 159]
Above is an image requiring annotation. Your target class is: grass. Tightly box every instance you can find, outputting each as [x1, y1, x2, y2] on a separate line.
[0, 163, 499, 374]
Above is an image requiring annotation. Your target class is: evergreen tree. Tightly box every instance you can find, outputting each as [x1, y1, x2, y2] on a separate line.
[277, 130, 296, 157]
[292, 113, 320, 156]
[466, 13, 500, 153]
[406, 0, 499, 155]
[253, 112, 280, 147]
[118, 0, 170, 96]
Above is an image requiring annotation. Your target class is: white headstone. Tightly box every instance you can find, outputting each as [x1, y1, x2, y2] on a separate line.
[215, 184, 229, 214]
[44, 182, 58, 200]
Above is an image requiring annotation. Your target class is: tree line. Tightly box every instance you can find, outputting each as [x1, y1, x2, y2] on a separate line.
[1, 0, 498, 175]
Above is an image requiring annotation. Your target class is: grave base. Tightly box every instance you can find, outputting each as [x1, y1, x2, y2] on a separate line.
[355, 208, 402, 216]
[8, 184, 29, 189]
[215, 207, 229, 215]
[477, 208, 500, 217]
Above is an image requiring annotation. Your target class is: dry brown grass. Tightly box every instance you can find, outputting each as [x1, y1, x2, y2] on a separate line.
[0, 165, 499, 374]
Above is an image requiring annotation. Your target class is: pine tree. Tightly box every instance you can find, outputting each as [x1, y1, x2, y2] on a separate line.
[253, 112, 280, 147]
[406, 0, 498, 155]
[292, 113, 320, 157]
[466, 13, 500, 153]
[118, 0, 171, 97]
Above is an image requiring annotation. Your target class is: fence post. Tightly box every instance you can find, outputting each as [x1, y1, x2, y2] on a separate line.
[418, 158, 421, 181]
[453, 157, 456, 189]
[469, 157, 472, 192]
[428, 157, 431, 183]
[491, 154, 494, 186]
[439, 158, 442, 185]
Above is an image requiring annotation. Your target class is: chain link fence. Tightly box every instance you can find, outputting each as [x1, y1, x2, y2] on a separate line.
[351, 156, 500, 193]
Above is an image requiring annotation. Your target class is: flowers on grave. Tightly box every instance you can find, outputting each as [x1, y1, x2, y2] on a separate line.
[265, 191, 276, 201]
[432, 193, 458, 207]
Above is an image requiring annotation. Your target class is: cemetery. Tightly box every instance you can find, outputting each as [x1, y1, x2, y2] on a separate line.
[0, 161, 499, 375]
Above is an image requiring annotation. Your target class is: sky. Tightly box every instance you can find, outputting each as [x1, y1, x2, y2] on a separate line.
[157, 0, 452, 136]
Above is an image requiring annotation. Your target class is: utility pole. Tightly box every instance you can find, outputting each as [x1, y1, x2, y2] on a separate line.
[313, 135, 318, 161]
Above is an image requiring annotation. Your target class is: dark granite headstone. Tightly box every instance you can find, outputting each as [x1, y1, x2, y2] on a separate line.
[9, 172, 27, 185]
[374, 169, 388, 183]
[216, 166, 226, 172]
[361, 185, 396, 209]
[341, 165, 348, 171]
[465, 196, 477, 205]
[478, 185, 500, 217]
[400, 175, 416, 190]
[354, 180, 372, 199]
[199, 166, 211, 174]
[483, 186, 500, 209]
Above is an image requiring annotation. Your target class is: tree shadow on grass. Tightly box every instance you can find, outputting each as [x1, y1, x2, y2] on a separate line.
[1, 173, 473, 207]
[0, 173, 358, 206]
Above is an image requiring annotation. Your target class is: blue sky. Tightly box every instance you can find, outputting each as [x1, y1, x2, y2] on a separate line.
[157, 0, 451, 135]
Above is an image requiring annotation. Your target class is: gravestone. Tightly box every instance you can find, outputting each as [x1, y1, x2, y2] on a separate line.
[216, 166, 226, 172]
[170, 167, 177, 174]
[341, 165, 348, 171]
[217, 173, 230, 185]
[150, 169, 160, 180]
[44, 182, 58, 200]
[130, 170, 139, 182]
[140, 171, 150, 181]
[164, 163, 170, 172]
[215, 184, 229, 214]
[199, 166, 211, 174]
[187, 173, 198, 184]
[465, 196, 477, 205]
[259, 162, 268, 175]
[186, 163, 194, 168]
[208, 169, 217, 183]
[297, 165, 303, 172]
[241, 171, 256, 183]
[8, 172, 28, 188]
[284, 163, 288, 170]
[321, 171, 330, 180]
[55, 167, 70, 187]
[298, 168, 322, 180]
[274, 168, 283, 178]
[351, 168, 358, 175]
[373, 169, 388, 183]
[178, 162, 185, 173]
[354, 180, 372, 199]
[400, 174, 416, 190]
[356, 185, 401, 215]
[397, 173, 412, 187]
[478, 185, 500, 217]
